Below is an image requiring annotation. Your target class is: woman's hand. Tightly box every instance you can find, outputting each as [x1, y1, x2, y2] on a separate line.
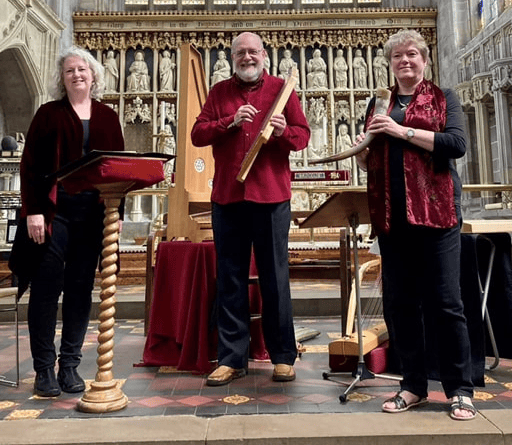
[27, 214, 46, 245]
[366, 114, 404, 139]
[354, 132, 369, 171]
[367, 114, 435, 152]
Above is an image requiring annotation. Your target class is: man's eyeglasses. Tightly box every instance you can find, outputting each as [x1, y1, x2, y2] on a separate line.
[233, 49, 264, 58]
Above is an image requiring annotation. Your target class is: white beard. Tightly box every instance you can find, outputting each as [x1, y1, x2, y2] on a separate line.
[236, 65, 262, 82]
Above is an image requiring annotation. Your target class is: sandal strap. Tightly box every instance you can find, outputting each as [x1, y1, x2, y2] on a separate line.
[386, 392, 407, 410]
[451, 395, 476, 414]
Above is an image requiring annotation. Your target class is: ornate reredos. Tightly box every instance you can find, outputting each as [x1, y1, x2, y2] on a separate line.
[73, 8, 438, 196]
[73, 9, 437, 51]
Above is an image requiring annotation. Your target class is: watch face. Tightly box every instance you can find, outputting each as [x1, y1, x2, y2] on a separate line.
[194, 157, 205, 173]
[407, 128, 415, 139]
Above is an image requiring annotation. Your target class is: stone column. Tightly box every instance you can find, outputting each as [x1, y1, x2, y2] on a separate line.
[131, 195, 143, 222]
[300, 47, 306, 91]
[0, 173, 11, 191]
[12, 172, 20, 191]
[491, 62, 512, 184]
[366, 46, 373, 90]
[327, 46, 334, 90]
[474, 99, 494, 205]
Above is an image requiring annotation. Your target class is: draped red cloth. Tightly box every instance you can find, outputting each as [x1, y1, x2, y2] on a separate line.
[366, 79, 455, 235]
[141, 241, 268, 374]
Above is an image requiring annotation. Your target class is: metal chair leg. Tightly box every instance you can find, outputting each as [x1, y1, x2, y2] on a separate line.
[0, 287, 19, 388]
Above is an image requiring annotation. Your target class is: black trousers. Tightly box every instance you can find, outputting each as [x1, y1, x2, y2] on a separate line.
[28, 190, 104, 372]
[378, 222, 474, 399]
[212, 201, 297, 369]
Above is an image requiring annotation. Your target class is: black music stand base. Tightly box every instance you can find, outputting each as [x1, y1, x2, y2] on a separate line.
[322, 212, 401, 403]
[323, 361, 401, 403]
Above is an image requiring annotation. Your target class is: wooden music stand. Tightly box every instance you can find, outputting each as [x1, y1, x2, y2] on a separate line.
[51, 151, 171, 413]
[300, 187, 400, 403]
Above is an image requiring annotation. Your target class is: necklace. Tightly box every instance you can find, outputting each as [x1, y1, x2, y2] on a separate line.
[397, 95, 411, 111]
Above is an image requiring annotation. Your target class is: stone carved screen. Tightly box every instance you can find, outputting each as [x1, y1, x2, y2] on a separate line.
[74, 9, 437, 214]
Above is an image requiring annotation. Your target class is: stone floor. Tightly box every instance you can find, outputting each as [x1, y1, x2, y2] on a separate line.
[1, 313, 512, 421]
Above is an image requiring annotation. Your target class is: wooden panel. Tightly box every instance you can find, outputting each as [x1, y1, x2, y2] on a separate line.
[299, 187, 369, 229]
[167, 43, 214, 242]
[462, 220, 512, 234]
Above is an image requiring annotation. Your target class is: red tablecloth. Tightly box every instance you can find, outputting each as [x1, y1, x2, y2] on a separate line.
[142, 241, 268, 374]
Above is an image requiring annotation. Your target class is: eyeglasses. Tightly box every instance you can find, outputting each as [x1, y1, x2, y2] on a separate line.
[233, 49, 264, 58]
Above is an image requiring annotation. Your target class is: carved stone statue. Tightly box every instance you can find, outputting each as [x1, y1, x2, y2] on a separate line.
[334, 49, 348, 89]
[336, 123, 353, 171]
[159, 50, 176, 92]
[278, 50, 294, 76]
[306, 97, 328, 159]
[306, 49, 328, 90]
[353, 49, 368, 89]
[311, 192, 327, 211]
[158, 124, 176, 186]
[291, 191, 310, 212]
[127, 50, 151, 93]
[279, 49, 299, 89]
[373, 48, 388, 88]
[103, 50, 119, 93]
[211, 50, 231, 86]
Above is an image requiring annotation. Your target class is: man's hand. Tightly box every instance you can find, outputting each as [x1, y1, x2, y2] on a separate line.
[233, 104, 260, 127]
[270, 113, 286, 137]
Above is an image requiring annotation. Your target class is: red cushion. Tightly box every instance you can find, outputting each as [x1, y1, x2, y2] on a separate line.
[61, 157, 165, 194]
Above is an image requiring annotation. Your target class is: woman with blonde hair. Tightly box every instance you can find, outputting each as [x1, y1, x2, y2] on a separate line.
[10, 46, 124, 397]
[355, 29, 475, 421]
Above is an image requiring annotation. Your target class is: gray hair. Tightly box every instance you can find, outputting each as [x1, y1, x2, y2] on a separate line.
[383, 29, 430, 64]
[49, 46, 105, 100]
[231, 32, 264, 54]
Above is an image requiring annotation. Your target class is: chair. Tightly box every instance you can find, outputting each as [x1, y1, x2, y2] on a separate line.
[0, 287, 20, 387]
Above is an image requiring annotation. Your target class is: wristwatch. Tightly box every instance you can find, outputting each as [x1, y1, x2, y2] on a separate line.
[406, 128, 415, 141]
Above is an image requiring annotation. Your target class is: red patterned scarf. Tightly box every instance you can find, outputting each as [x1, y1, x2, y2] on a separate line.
[366, 79, 456, 235]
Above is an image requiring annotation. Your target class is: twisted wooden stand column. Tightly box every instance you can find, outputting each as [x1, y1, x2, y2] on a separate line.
[77, 188, 128, 413]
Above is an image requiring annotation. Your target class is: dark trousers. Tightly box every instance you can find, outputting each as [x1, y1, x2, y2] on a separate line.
[212, 201, 297, 369]
[378, 222, 474, 399]
[28, 191, 104, 372]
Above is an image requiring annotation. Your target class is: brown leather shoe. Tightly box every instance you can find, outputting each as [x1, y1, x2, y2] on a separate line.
[272, 364, 296, 382]
[206, 365, 246, 386]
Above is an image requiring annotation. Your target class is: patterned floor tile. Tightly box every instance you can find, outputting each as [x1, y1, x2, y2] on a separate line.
[1, 317, 512, 422]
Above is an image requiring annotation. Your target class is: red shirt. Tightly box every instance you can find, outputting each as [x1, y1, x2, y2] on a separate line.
[191, 71, 310, 204]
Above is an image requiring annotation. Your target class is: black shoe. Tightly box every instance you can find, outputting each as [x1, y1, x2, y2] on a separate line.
[34, 368, 61, 397]
[57, 366, 86, 393]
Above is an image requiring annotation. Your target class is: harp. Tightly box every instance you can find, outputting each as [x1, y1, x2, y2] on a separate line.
[328, 258, 388, 371]
[167, 43, 214, 242]
[299, 189, 388, 372]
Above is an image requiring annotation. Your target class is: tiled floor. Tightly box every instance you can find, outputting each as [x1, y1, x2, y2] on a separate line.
[1, 316, 512, 421]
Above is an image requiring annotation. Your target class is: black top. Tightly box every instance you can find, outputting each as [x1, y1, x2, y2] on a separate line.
[371, 88, 466, 227]
[81, 119, 90, 155]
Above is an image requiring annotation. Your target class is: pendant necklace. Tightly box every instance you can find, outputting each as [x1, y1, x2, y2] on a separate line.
[397, 95, 411, 111]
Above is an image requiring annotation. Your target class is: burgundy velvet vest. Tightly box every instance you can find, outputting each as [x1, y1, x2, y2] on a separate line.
[366, 79, 457, 235]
